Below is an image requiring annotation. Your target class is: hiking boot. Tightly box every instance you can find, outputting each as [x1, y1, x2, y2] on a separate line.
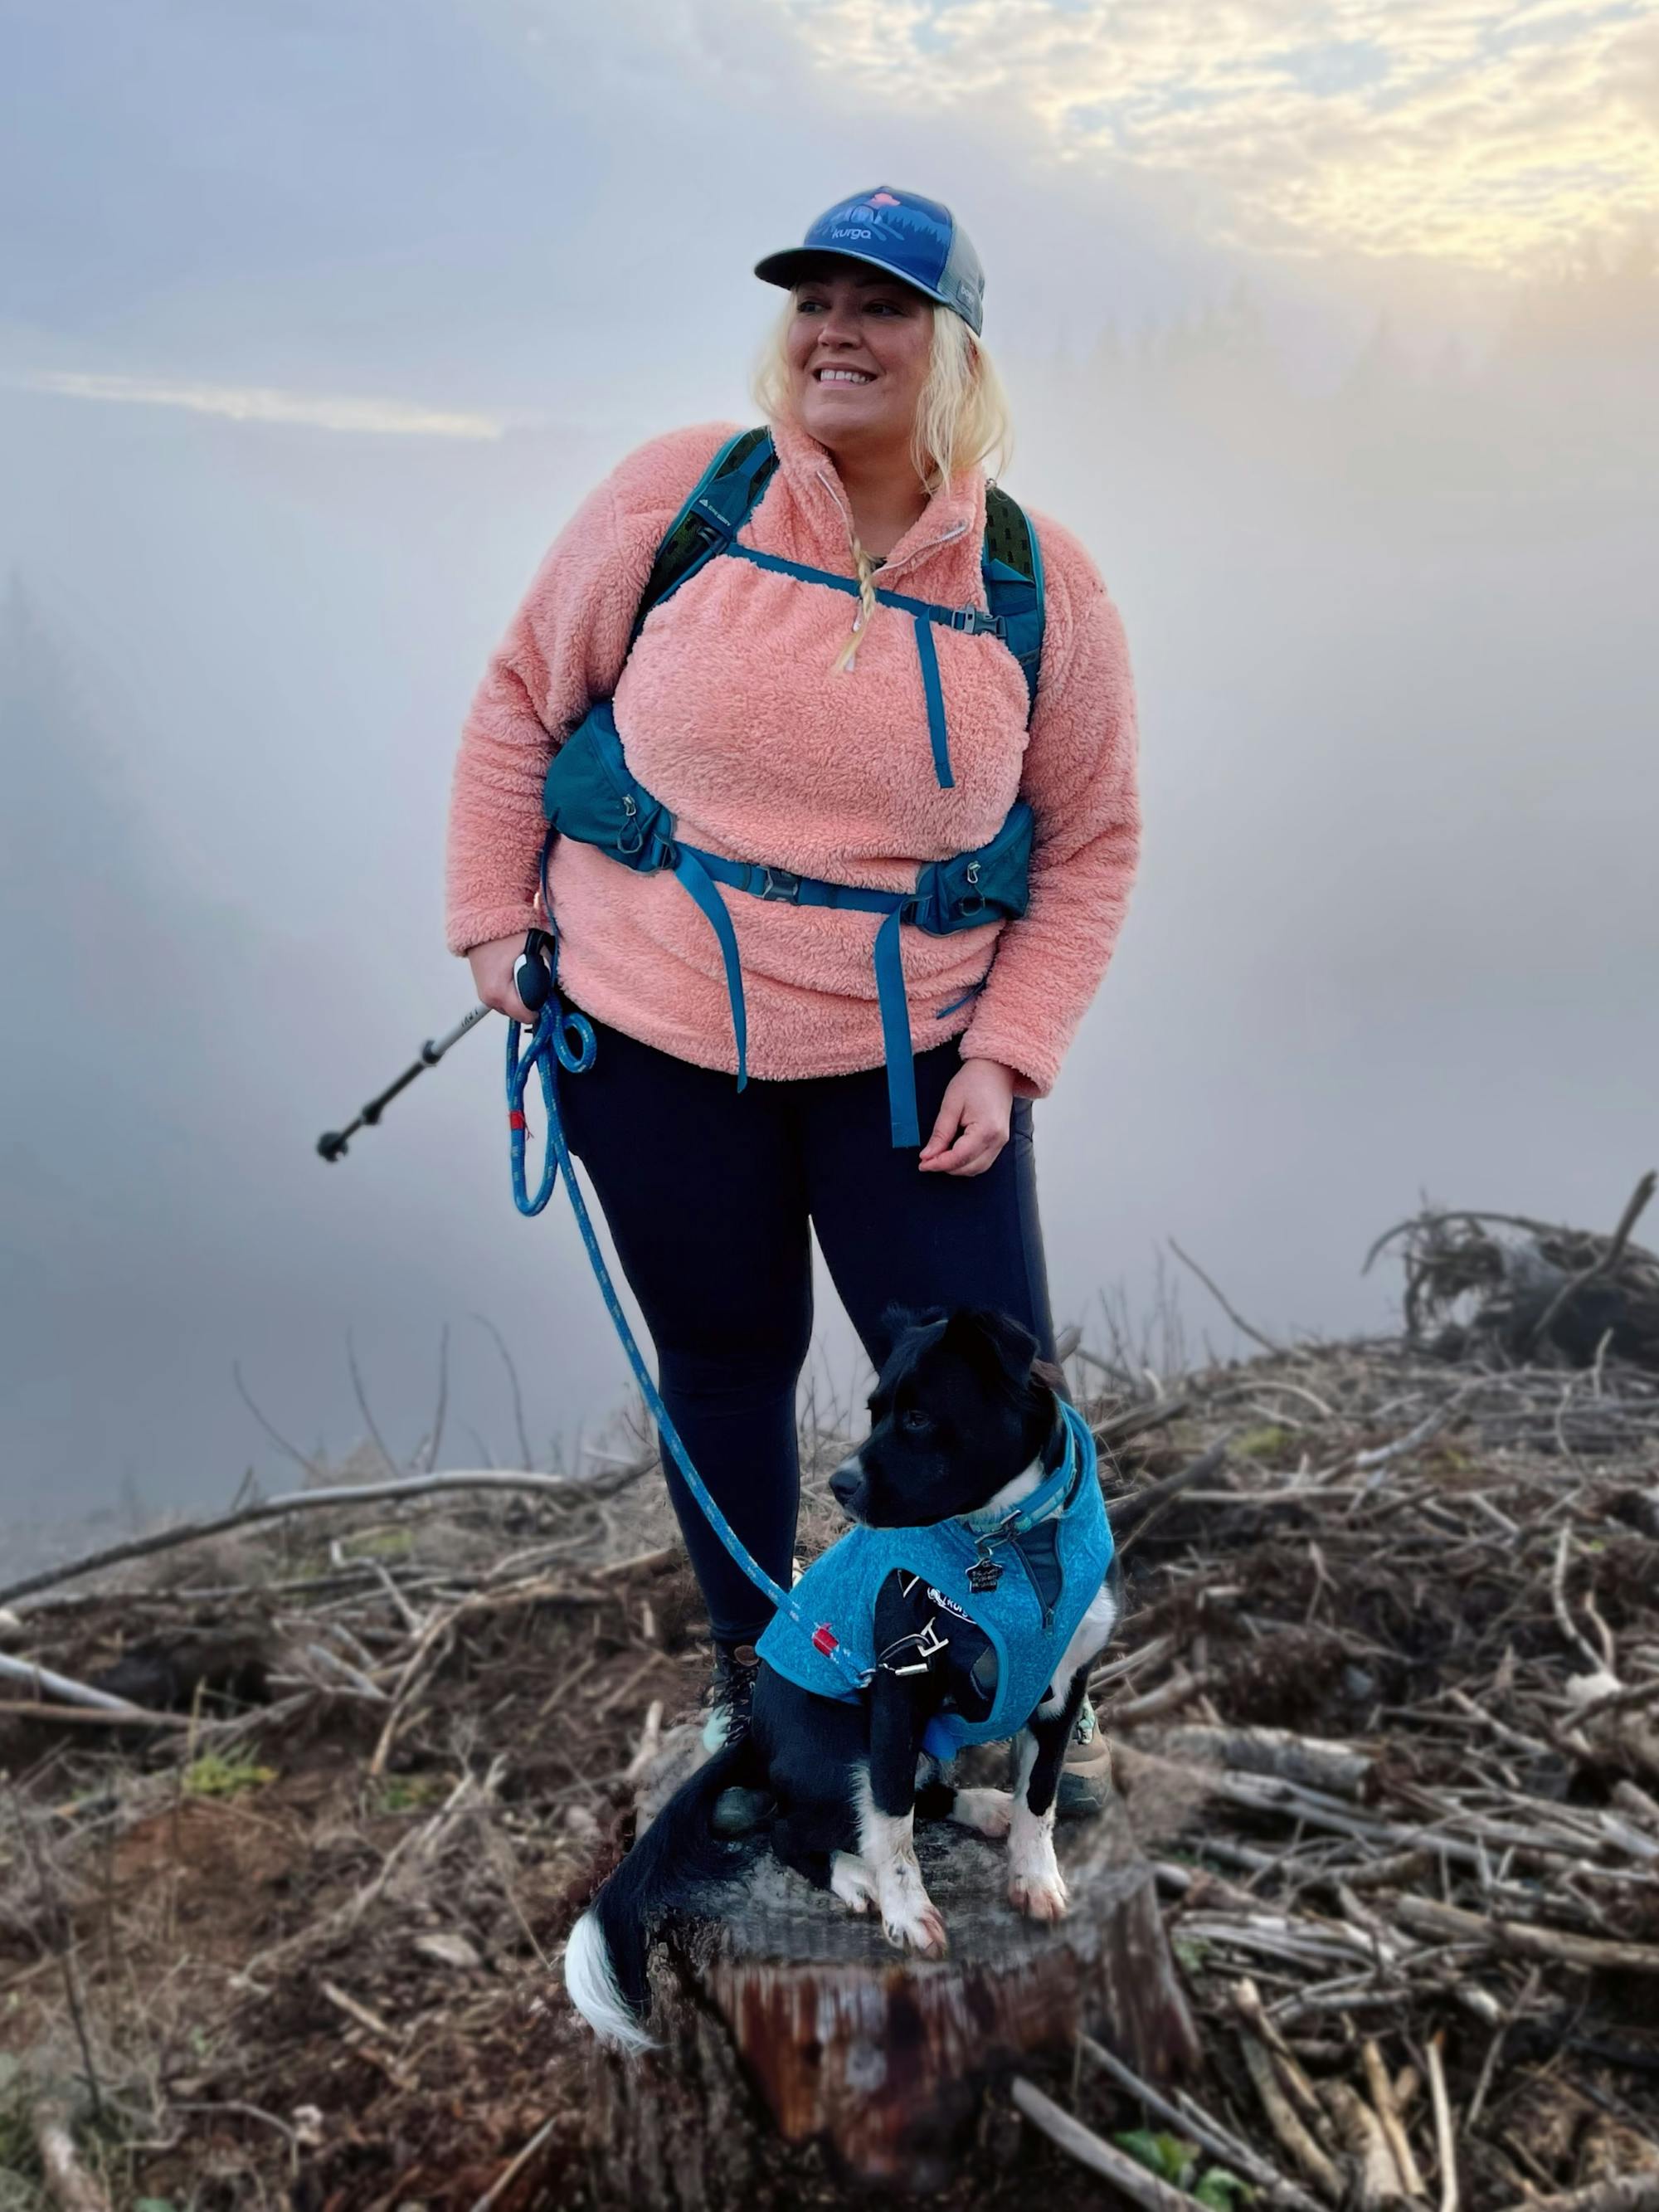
[1056, 1696, 1112, 1820]
[701, 1640, 760, 1752]
[701, 1640, 774, 1837]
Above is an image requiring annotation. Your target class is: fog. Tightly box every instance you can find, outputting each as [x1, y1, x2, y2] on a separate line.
[2, 0, 1656, 1552]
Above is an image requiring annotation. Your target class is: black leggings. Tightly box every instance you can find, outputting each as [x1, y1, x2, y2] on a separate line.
[557, 1015, 1055, 1644]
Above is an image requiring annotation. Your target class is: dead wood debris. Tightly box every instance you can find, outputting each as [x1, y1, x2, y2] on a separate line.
[1, 1302, 1657, 2208]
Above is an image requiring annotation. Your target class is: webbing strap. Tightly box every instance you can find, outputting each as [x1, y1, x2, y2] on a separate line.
[681, 846, 907, 919]
[912, 616, 952, 788]
[672, 843, 922, 1147]
[674, 845, 750, 1090]
[723, 542, 1005, 636]
[872, 908, 921, 1147]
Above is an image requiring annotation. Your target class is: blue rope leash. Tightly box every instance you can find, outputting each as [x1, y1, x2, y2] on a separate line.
[505, 941, 873, 1691]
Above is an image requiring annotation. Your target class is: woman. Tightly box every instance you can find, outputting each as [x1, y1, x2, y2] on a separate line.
[446, 188, 1140, 1807]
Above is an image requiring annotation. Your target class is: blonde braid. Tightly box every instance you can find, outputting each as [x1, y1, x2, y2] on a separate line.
[831, 534, 880, 675]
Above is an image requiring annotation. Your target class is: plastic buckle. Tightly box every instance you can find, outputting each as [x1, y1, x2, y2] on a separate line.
[757, 867, 802, 903]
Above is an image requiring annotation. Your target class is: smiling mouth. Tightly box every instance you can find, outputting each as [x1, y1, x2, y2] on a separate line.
[815, 367, 874, 385]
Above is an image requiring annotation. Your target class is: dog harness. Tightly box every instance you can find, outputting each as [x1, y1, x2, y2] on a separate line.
[538, 426, 1046, 1148]
[755, 1400, 1113, 1755]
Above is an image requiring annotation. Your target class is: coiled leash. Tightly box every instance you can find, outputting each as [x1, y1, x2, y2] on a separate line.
[506, 928, 874, 1693]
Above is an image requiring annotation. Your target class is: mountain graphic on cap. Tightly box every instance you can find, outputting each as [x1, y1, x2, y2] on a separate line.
[868, 190, 901, 208]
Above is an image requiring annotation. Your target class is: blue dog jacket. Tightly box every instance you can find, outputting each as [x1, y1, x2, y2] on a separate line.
[756, 1401, 1113, 1755]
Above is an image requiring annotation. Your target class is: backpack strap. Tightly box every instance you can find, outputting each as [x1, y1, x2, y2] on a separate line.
[981, 484, 1045, 720]
[629, 426, 779, 646]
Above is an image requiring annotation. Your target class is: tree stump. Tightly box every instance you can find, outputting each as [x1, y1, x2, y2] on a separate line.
[586, 1728, 1199, 2203]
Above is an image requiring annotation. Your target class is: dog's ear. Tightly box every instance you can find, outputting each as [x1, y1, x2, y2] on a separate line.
[942, 1308, 1039, 1399]
[1029, 1357, 1068, 1400]
[875, 1303, 946, 1367]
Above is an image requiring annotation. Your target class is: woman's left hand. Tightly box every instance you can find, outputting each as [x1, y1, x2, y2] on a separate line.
[918, 1057, 1018, 1177]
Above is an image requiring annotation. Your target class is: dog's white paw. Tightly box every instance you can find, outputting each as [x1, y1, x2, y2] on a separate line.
[830, 1852, 878, 1914]
[949, 1786, 1013, 1839]
[880, 1888, 948, 1957]
[1008, 1817, 1068, 1922]
[1008, 1865, 1069, 1922]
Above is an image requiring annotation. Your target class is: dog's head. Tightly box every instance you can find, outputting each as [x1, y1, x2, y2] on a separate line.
[829, 1307, 1061, 1529]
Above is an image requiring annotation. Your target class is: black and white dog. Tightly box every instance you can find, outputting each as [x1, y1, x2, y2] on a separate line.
[565, 1308, 1121, 2052]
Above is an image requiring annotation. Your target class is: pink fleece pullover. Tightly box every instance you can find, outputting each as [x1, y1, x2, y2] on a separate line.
[445, 420, 1139, 1097]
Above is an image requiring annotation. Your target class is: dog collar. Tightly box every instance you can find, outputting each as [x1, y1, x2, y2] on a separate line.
[959, 1401, 1095, 1542]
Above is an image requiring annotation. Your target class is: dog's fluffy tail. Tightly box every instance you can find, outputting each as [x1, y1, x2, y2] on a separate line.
[562, 1735, 761, 2053]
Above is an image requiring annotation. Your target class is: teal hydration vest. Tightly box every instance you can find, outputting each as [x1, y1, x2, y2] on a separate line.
[754, 1401, 1112, 1757]
[539, 428, 1047, 1148]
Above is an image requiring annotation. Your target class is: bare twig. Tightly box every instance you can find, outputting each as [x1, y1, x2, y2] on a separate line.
[0, 1467, 640, 1608]
[1010, 2075, 1206, 2211]
[231, 1360, 325, 1480]
[468, 2114, 560, 2212]
[1081, 2034, 1321, 2211]
[347, 1328, 401, 1474]
[1525, 1170, 1657, 1356]
[1426, 2033, 1457, 2212]
[1169, 1239, 1286, 1356]
[473, 1313, 533, 1473]
[423, 1322, 452, 1474]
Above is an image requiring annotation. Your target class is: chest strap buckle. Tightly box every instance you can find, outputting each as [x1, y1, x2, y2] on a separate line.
[878, 1615, 951, 1678]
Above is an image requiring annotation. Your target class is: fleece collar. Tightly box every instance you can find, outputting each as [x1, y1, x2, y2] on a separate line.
[766, 417, 985, 582]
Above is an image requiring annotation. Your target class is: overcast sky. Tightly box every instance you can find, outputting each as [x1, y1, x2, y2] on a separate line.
[2, 0, 1656, 1547]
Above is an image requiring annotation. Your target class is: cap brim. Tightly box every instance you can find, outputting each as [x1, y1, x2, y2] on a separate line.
[753, 246, 945, 310]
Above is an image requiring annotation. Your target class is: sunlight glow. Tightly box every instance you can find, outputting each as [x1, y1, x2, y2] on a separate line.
[776, 0, 1659, 270]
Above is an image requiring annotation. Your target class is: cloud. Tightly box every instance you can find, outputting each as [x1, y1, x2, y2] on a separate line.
[773, 0, 1659, 270]
[18, 370, 508, 440]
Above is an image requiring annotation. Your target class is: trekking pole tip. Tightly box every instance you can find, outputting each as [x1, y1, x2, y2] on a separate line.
[317, 1131, 348, 1162]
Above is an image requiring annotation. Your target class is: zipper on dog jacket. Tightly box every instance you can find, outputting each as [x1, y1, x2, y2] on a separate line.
[539, 427, 1046, 1148]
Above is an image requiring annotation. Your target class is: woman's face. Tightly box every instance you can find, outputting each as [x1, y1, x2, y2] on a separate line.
[786, 261, 934, 460]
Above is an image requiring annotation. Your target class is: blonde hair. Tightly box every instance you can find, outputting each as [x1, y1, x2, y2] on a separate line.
[752, 298, 1014, 672]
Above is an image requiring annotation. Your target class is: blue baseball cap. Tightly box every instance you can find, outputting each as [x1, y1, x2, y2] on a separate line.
[755, 187, 985, 335]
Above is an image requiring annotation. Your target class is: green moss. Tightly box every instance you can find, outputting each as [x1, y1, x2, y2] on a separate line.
[181, 1753, 277, 1799]
[377, 1773, 450, 1815]
[341, 1527, 414, 1562]
[1234, 1424, 1294, 1459]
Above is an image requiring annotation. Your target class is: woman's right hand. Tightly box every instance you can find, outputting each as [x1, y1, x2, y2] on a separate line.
[468, 932, 537, 1023]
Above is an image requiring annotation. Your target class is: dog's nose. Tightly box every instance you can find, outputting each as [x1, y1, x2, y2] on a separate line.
[830, 1460, 864, 1511]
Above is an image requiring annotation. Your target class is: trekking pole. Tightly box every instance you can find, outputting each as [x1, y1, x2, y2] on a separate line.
[315, 932, 554, 1162]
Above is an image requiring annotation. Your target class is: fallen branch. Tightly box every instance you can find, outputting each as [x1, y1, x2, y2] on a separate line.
[0, 1464, 649, 1608]
[1010, 2075, 1206, 2212]
[1525, 1170, 1657, 1357]
[0, 1653, 151, 1716]
[1426, 2033, 1457, 2212]
[1391, 1893, 1659, 1975]
[1081, 2034, 1322, 2212]
[1498, 2176, 1659, 2212]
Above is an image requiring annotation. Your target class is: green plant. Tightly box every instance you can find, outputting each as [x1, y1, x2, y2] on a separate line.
[1115, 2127, 1254, 2207]
[181, 1754, 276, 1800]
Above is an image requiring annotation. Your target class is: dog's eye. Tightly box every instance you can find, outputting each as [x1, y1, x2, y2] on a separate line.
[899, 1408, 932, 1436]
